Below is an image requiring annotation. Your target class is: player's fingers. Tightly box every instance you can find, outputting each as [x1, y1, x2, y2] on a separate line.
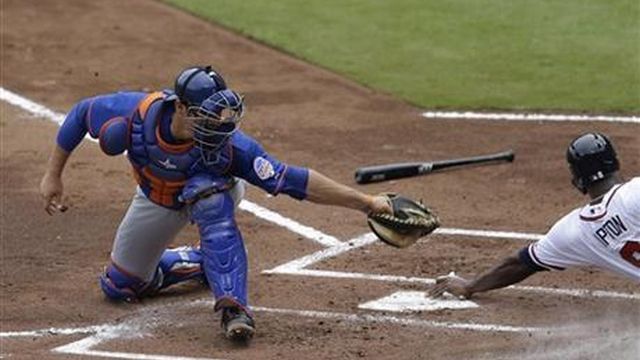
[45, 202, 56, 215]
[42, 192, 53, 208]
[434, 276, 449, 285]
[45, 197, 67, 215]
[435, 271, 457, 284]
[51, 195, 68, 212]
[428, 282, 447, 297]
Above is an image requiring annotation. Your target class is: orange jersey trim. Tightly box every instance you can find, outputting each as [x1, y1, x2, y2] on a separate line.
[155, 125, 193, 154]
[137, 92, 164, 119]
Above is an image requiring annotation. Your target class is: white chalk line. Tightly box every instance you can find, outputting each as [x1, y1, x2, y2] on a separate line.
[266, 232, 379, 273]
[238, 201, 342, 247]
[54, 335, 223, 360]
[5, 302, 226, 360]
[1, 87, 66, 125]
[422, 111, 640, 124]
[268, 268, 640, 301]
[435, 227, 542, 241]
[0, 325, 114, 338]
[186, 299, 542, 333]
[263, 228, 640, 301]
[266, 227, 542, 274]
[252, 306, 542, 333]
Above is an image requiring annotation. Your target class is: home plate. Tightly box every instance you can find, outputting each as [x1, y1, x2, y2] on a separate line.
[358, 291, 479, 312]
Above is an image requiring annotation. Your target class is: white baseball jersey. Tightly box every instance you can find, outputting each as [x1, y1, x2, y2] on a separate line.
[520, 177, 640, 282]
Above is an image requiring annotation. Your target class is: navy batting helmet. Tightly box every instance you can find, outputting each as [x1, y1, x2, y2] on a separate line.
[169, 65, 227, 106]
[566, 132, 619, 193]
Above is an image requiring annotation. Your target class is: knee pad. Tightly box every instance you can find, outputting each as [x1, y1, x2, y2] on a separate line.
[157, 246, 205, 289]
[183, 174, 248, 307]
[99, 263, 161, 302]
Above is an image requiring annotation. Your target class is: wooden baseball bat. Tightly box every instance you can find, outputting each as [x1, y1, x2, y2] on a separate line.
[354, 150, 515, 184]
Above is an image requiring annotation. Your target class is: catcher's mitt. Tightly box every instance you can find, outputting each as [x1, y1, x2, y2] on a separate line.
[368, 193, 440, 248]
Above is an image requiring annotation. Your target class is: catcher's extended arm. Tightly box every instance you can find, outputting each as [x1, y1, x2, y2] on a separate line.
[368, 193, 440, 248]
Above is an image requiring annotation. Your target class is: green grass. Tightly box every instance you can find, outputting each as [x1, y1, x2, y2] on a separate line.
[164, 0, 640, 112]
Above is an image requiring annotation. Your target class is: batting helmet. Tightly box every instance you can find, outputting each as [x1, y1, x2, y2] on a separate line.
[169, 65, 227, 106]
[566, 132, 619, 194]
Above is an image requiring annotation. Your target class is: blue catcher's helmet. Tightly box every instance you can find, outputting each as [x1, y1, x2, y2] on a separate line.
[169, 65, 227, 106]
[566, 132, 619, 194]
[188, 89, 245, 156]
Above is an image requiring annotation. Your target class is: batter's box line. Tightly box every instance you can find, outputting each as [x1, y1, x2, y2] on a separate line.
[263, 232, 640, 301]
[2, 299, 544, 360]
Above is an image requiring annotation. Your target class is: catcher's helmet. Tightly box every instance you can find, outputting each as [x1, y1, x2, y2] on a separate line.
[170, 65, 227, 106]
[188, 89, 244, 158]
[566, 132, 619, 193]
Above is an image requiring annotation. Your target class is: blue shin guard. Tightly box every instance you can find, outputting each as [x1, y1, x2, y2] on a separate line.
[182, 174, 248, 309]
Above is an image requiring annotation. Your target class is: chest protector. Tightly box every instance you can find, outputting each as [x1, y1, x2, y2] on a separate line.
[127, 93, 233, 209]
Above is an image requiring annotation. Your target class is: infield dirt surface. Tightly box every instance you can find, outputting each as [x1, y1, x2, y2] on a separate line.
[1, 1, 639, 359]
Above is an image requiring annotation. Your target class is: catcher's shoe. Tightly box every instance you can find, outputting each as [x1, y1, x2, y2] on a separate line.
[221, 307, 255, 343]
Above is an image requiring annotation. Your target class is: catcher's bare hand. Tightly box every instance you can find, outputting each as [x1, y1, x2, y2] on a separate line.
[429, 272, 472, 299]
[40, 173, 68, 215]
[368, 194, 393, 215]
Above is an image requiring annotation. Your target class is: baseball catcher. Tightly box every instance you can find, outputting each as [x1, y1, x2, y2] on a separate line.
[39, 65, 435, 344]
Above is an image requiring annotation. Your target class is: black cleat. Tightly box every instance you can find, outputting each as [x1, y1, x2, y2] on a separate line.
[221, 307, 255, 343]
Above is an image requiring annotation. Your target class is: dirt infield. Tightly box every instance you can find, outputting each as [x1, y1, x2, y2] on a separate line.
[1, 1, 639, 359]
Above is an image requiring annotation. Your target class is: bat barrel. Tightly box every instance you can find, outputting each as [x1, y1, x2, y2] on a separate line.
[431, 150, 514, 170]
[354, 150, 514, 184]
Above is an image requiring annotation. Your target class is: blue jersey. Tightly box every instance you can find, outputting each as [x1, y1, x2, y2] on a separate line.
[57, 91, 309, 208]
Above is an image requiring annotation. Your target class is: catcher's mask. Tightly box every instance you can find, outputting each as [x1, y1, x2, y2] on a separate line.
[566, 132, 619, 194]
[167, 65, 227, 106]
[188, 89, 244, 161]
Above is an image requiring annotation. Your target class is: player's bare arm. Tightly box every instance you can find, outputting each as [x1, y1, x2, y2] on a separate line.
[430, 255, 536, 299]
[305, 169, 392, 214]
[40, 144, 71, 215]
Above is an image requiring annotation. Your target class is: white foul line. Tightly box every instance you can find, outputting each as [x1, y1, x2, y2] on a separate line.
[1, 87, 66, 124]
[238, 201, 342, 247]
[422, 110, 640, 124]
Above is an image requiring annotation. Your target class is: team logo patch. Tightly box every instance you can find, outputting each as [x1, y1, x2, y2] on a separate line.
[158, 158, 177, 170]
[253, 157, 275, 180]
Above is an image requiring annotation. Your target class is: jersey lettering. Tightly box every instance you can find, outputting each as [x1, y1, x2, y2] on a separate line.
[594, 215, 628, 244]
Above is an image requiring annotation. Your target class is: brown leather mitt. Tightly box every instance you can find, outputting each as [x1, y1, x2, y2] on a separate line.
[368, 193, 440, 248]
